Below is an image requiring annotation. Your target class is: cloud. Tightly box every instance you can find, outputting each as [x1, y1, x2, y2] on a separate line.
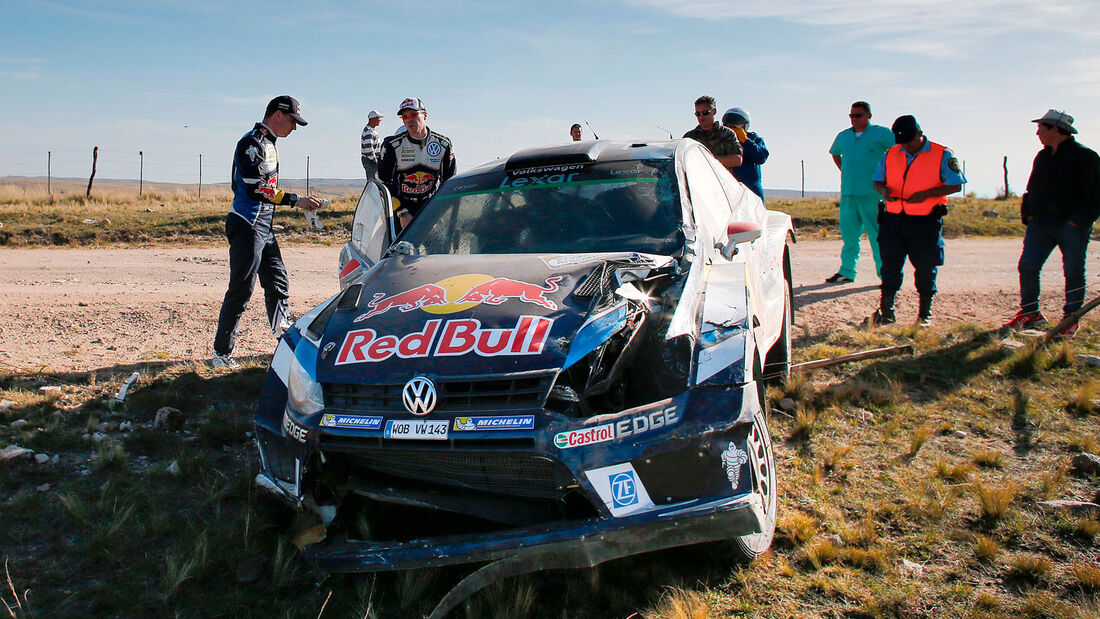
[619, 0, 1100, 56]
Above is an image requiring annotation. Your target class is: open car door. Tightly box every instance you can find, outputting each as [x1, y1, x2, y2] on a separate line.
[338, 180, 395, 289]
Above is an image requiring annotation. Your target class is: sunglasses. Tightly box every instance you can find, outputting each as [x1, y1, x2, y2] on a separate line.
[1039, 122, 1055, 130]
[695, 110, 715, 117]
[849, 113, 867, 118]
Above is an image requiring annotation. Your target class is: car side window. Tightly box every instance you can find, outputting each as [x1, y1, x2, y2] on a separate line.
[683, 147, 732, 247]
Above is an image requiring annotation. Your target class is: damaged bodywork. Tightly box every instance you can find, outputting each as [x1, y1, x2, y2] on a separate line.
[253, 139, 794, 614]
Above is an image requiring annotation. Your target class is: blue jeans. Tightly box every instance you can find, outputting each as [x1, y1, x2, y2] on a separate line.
[1018, 218, 1092, 315]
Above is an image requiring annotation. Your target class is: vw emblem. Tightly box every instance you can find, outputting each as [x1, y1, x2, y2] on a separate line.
[402, 377, 437, 416]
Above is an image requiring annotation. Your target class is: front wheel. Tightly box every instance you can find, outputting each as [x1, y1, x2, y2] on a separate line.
[730, 398, 777, 561]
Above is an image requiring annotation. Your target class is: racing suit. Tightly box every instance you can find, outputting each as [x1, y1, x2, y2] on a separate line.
[378, 128, 456, 220]
[214, 122, 301, 357]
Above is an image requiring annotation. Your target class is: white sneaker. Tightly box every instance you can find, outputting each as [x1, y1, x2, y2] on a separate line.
[273, 318, 293, 339]
[211, 354, 240, 369]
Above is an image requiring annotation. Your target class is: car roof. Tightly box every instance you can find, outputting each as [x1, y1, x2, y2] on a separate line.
[459, 139, 681, 178]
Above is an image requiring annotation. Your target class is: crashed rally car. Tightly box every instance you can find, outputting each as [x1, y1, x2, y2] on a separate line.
[253, 139, 794, 596]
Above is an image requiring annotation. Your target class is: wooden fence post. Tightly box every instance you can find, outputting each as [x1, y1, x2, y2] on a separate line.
[1003, 156, 1009, 199]
[86, 146, 98, 198]
[47, 151, 51, 195]
[139, 151, 144, 196]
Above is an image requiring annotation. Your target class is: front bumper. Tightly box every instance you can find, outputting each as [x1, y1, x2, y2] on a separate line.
[298, 490, 762, 572]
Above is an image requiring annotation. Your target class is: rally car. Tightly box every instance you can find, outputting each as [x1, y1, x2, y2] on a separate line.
[254, 139, 794, 600]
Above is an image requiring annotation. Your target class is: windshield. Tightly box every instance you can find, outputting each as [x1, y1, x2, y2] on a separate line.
[398, 159, 682, 255]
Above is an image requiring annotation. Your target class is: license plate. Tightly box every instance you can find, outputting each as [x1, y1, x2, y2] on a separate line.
[384, 419, 449, 440]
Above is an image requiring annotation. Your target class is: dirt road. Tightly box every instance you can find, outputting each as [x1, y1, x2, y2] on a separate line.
[0, 239, 1092, 373]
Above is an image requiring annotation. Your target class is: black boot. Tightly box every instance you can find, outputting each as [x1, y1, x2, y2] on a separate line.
[869, 291, 896, 325]
[918, 295, 933, 326]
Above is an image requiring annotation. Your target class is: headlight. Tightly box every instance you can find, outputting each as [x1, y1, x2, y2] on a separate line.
[287, 355, 324, 415]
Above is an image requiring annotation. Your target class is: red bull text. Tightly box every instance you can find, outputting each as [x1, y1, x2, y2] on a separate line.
[336, 315, 554, 365]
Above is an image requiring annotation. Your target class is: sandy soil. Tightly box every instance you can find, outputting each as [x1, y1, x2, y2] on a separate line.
[0, 238, 1092, 374]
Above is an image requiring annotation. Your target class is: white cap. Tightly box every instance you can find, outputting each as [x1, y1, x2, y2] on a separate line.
[367, 110, 384, 119]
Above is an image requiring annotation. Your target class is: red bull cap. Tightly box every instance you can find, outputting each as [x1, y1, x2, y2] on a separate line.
[398, 97, 426, 114]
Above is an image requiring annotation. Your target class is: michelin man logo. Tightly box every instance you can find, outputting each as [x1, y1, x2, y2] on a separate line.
[721, 443, 749, 488]
[246, 145, 260, 163]
[454, 417, 476, 431]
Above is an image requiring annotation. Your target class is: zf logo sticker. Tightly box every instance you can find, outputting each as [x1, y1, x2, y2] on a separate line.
[610, 471, 638, 508]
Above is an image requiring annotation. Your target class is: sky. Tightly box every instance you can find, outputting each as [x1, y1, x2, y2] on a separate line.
[2, 0, 1099, 197]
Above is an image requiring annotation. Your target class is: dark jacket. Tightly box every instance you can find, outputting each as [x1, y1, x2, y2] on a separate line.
[730, 132, 768, 200]
[230, 123, 298, 225]
[1021, 137, 1100, 227]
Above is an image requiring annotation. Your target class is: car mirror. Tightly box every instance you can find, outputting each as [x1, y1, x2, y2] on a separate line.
[720, 221, 762, 259]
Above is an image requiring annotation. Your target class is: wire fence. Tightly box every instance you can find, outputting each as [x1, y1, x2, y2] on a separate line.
[0, 147, 994, 198]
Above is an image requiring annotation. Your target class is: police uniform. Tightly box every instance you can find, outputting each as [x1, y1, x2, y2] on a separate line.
[378, 129, 456, 220]
[213, 122, 301, 357]
[873, 136, 966, 322]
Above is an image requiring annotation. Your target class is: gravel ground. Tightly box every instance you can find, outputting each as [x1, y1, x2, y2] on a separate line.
[0, 238, 1092, 373]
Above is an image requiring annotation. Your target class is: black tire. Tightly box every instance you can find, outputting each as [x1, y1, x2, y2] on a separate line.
[730, 388, 777, 561]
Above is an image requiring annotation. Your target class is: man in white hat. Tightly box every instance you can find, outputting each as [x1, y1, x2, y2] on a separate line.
[361, 110, 384, 179]
[1003, 109, 1100, 338]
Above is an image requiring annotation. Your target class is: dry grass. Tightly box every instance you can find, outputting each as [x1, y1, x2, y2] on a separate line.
[908, 424, 934, 457]
[972, 534, 1002, 562]
[971, 479, 1016, 522]
[1069, 562, 1100, 592]
[1004, 552, 1053, 583]
[972, 449, 1005, 469]
[644, 587, 712, 619]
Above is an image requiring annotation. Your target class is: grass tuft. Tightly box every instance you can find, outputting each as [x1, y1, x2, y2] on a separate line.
[777, 512, 817, 547]
[1004, 552, 1052, 582]
[908, 424, 934, 457]
[1069, 562, 1100, 592]
[803, 540, 839, 570]
[788, 407, 818, 441]
[972, 534, 1001, 562]
[971, 478, 1015, 523]
[971, 449, 1005, 469]
[93, 442, 128, 471]
[644, 587, 712, 619]
[161, 532, 210, 598]
[1070, 381, 1100, 415]
[934, 458, 975, 482]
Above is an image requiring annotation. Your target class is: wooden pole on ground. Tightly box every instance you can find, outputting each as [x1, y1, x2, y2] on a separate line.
[792, 344, 914, 373]
[139, 151, 143, 195]
[86, 146, 98, 198]
[1043, 295, 1100, 345]
[47, 151, 51, 195]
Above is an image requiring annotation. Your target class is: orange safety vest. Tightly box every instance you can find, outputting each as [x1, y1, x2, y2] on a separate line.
[883, 141, 949, 216]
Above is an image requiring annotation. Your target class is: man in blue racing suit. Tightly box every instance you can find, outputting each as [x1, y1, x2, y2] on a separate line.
[378, 97, 456, 229]
[212, 95, 323, 368]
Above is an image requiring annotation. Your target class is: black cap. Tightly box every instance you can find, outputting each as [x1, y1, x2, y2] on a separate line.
[265, 95, 308, 126]
[891, 115, 920, 144]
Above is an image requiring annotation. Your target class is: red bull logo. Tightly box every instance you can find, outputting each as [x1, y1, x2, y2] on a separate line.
[353, 274, 563, 322]
[456, 276, 562, 311]
[356, 284, 448, 321]
[401, 171, 436, 195]
[335, 315, 553, 365]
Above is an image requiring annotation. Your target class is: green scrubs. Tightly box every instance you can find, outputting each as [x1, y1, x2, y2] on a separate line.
[829, 125, 895, 279]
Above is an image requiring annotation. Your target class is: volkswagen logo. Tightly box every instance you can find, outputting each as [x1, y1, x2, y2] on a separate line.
[402, 376, 437, 416]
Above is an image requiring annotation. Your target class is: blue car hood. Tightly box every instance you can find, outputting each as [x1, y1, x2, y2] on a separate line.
[312, 254, 612, 384]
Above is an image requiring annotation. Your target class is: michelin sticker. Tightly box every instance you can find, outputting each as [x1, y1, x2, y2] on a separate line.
[584, 463, 655, 517]
[453, 416, 534, 431]
[320, 414, 383, 430]
[722, 442, 749, 489]
[553, 406, 679, 449]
